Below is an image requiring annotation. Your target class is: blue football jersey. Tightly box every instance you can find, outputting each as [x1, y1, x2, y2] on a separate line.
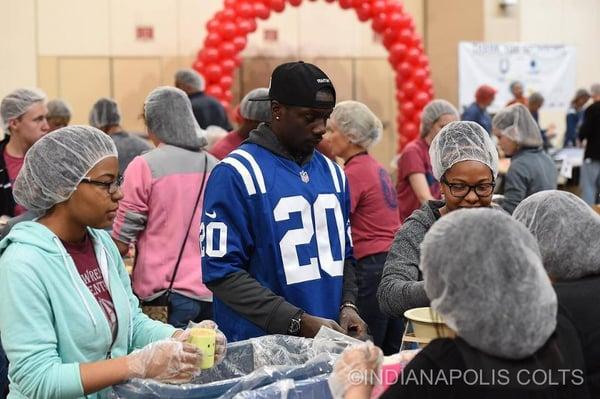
[201, 143, 354, 341]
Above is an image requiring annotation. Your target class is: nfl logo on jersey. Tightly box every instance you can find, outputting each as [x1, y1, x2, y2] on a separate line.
[299, 170, 310, 183]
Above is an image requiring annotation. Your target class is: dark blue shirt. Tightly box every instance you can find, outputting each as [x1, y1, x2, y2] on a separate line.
[188, 92, 232, 131]
[461, 103, 492, 134]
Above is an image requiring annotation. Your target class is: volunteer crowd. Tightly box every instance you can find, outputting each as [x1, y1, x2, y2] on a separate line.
[0, 61, 598, 398]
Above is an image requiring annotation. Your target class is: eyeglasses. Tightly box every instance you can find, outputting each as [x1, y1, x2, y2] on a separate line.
[441, 177, 495, 198]
[80, 175, 123, 195]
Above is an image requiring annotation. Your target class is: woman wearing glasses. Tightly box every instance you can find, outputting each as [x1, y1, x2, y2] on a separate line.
[492, 104, 557, 214]
[111, 87, 218, 328]
[378, 121, 499, 318]
[0, 126, 226, 398]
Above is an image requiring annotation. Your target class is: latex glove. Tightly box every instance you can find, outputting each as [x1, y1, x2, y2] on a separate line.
[187, 320, 228, 364]
[328, 341, 383, 399]
[127, 339, 201, 384]
[339, 306, 369, 340]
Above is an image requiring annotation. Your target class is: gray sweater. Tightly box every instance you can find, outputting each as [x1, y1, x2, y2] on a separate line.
[377, 200, 444, 318]
[502, 148, 557, 214]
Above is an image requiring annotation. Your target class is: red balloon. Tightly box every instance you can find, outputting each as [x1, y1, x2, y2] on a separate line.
[224, 90, 233, 102]
[221, 58, 236, 73]
[387, 13, 410, 30]
[224, 0, 236, 8]
[397, 29, 413, 46]
[423, 77, 433, 90]
[412, 68, 427, 85]
[418, 54, 429, 67]
[389, 42, 407, 65]
[220, 100, 231, 110]
[205, 32, 222, 47]
[220, 75, 234, 90]
[406, 47, 421, 66]
[201, 48, 220, 64]
[371, 12, 387, 33]
[288, 0, 302, 6]
[356, 3, 372, 21]
[204, 64, 223, 83]
[413, 91, 429, 108]
[219, 42, 236, 58]
[339, 0, 353, 9]
[238, 18, 257, 34]
[254, 2, 270, 19]
[233, 54, 243, 67]
[386, 1, 404, 14]
[219, 22, 238, 40]
[206, 84, 224, 98]
[193, 60, 204, 72]
[403, 122, 418, 139]
[371, 0, 387, 14]
[402, 81, 417, 98]
[396, 61, 411, 78]
[219, 8, 237, 22]
[232, 36, 247, 51]
[236, 2, 255, 18]
[206, 19, 220, 33]
[270, 0, 286, 12]
[401, 101, 416, 118]
[395, 89, 406, 103]
[382, 28, 399, 49]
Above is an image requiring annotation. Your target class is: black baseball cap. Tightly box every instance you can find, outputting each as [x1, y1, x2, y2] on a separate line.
[250, 61, 336, 109]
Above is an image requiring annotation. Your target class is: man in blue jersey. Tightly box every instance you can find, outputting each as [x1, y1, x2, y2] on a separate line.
[200, 61, 367, 342]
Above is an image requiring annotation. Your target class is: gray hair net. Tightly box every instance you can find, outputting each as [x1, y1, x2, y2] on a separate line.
[492, 104, 543, 147]
[421, 208, 557, 359]
[89, 98, 121, 128]
[175, 69, 205, 92]
[513, 190, 600, 280]
[240, 88, 271, 122]
[1, 88, 46, 133]
[420, 99, 459, 138]
[330, 101, 383, 149]
[13, 125, 117, 214]
[429, 121, 499, 180]
[47, 99, 72, 120]
[144, 86, 206, 151]
[591, 83, 600, 97]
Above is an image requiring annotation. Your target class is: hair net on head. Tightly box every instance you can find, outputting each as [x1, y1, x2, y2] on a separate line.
[492, 104, 543, 147]
[144, 86, 206, 151]
[421, 208, 557, 360]
[240, 88, 271, 122]
[47, 99, 72, 120]
[590, 83, 600, 97]
[429, 121, 499, 180]
[513, 190, 600, 280]
[13, 125, 117, 214]
[89, 98, 120, 128]
[1, 88, 46, 133]
[330, 101, 383, 149]
[175, 69, 205, 92]
[528, 92, 544, 105]
[420, 99, 459, 138]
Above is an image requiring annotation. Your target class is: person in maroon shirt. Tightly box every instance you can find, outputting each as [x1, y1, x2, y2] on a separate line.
[210, 87, 271, 160]
[396, 99, 459, 222]
[0, 88, 50, 218]
[326, 100, 403, 355]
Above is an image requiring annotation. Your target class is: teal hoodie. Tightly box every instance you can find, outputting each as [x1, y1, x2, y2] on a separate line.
[0, 222, 176, 398]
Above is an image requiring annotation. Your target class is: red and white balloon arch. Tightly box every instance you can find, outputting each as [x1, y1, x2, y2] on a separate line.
[194, 0, 434, 150]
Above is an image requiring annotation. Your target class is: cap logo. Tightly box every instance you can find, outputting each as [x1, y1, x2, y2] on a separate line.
[316, 78, 330, 84]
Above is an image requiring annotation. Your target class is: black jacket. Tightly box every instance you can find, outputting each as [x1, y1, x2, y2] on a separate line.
[0, 137, 17, 217]
[189, 92, 232, 131]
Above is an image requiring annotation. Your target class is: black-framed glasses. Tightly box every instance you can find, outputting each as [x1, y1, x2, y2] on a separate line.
[80, 175, 123, 195]
[441, 177, 495, 198]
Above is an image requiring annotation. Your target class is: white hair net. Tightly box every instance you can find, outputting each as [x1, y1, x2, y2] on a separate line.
[513, 190, 600, 280]
[1, 88, 46, 133]
[47, 99, 72, 120]
[144, 86, 207, 151]
[89, 98, 121, 128]
[421, 208, 557, 359]
[330, 101, 383, 149]
[420, 99, 459, 138]
[240, 88, 271, 122]
[429, 121, 499, 180]
[13, 125, 117, 214]
[492, 104, 543, 147]
[175, 69, 205, 92]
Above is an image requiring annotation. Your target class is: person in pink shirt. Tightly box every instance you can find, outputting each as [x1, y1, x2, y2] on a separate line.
[396, 99, 459, 222]
[326, 101, 402, 355]
[210, 87, 271, 160]
[0, 88, 49, 218]
[112, 87, 218, 328]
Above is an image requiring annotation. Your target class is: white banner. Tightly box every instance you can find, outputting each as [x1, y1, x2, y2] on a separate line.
[458, 42, 576, 113]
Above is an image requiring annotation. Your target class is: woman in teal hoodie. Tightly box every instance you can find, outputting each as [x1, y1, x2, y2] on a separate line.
[0, 126, 219, 398]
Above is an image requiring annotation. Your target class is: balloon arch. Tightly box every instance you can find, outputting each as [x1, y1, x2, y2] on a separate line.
[194, 0, 433, 150]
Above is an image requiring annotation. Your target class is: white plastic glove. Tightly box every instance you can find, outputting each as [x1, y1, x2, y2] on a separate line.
[186, 320, 228, 364]
[328, 341, 383, 399]
[126, 339, 201, 384]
